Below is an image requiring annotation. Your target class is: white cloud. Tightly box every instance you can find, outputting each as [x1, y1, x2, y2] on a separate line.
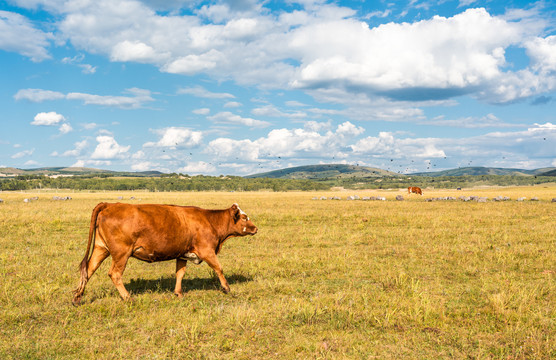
[251, 105, 306, 119]
[291, 9, 523, 99]
[144, 127, 203, 148]
[525, 35, 556, 73]
[420, 113, 521, 128]
[224, 101, 242, 108]
[163, 50, 223, 75]
[16, 88, 154, 109]
[58, 123, 73, 134]
[29, 1, 554, 106]
[177, 161, 216, 175]
[111, 40, 169, 63]
[31, 111, 73, 134]
[132, 150, 145, 159]
[82, 123, 98, 130]
[207, 121, 364, 161]
[177, 86, 235, 99]
[71, 160, 86, 168]
[91, 136, 130, 159]
[12, 148, 34, 159]
[66, 88, 154, 109]
[57, 140, 88, 157]
[62, 53, 97, 74]
[15, 89, 65, 102]
[193, 108, 210, 115]
[0, 10, 52, 62]
[208, 111, 271, 128]
[131, 161, 153, 171]
[31, 112, 65, 126]
[351, 132, 447, 159]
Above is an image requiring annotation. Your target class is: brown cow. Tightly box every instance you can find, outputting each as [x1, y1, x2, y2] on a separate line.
[408, 186, 423, 195]
[72, 203, 257, 305]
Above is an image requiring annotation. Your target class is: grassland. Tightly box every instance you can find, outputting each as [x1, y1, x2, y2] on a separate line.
[0, 186, 554, 359]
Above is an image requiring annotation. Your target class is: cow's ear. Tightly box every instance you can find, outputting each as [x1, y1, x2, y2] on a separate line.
[231, 204, 240, 222]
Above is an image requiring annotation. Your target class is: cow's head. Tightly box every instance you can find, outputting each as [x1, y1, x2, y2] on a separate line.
[230, 203, 258, 236]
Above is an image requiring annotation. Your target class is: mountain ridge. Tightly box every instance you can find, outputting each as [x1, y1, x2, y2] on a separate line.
[1, 165, 555, 178]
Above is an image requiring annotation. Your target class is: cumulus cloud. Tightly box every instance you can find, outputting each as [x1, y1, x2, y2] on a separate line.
[131, 161, 154, 171]
[16, 88, 154, 109]
[193, 108, 210, 115]
[56, 140, 88, 157]
[208, 111, 271, 128]
[177, 86, 235, 99]
[144, 127, 203, 148]
[23, 0, 553, 106]
[31, 111, 73, 134]
[58, 123, 73, 134]
[290, 8, 528, 102]
[111, 40, 169, 63]
[15, 89, 65, 102]
[66, 88, 154, 108]
[32, 112, 65, 126]
[351, 132, 447, 159]
[0, 10, 52, 62]
[525, 35, 556, 73]
[91, 136, 130, 159]
[206, 121, 364, 161]
[420, 113, 521, 128]
[251, 105, 306, 119]
[23, 160, 39, 166]
[12, 148, 34, 159]
[177, 161, 216, 175]
[224, 101, 242, 108]
[61, 53, 97, 74]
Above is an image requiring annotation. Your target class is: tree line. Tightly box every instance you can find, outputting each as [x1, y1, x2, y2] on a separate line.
[0, 175, 329, 192]
[0, 174, 553, 192]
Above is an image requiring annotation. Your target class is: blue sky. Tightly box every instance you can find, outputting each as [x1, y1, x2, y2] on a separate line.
[1, 0, 555, 175]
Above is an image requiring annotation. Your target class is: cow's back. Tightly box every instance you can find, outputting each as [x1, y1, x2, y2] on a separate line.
[96, 203, 209, 261]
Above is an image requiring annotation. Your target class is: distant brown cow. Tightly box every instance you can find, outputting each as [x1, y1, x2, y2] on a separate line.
[408, 186, 423, 195]
[72, 203, 257, 305]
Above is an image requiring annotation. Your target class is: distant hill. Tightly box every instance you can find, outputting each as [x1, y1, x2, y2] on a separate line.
[246, 164, 401, 179]
[0, 167, 163, 177]
[410, 166, 556, 177]
[539, 168, 556, 176]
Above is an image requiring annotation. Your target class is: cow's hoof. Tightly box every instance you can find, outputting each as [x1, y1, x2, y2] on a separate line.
[222, 287, 230, 294]
[174, 292, 184, 299]
[72, 296, 82, 307]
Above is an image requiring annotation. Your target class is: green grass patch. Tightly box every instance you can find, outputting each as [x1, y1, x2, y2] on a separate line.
[0, 188, 554, 358]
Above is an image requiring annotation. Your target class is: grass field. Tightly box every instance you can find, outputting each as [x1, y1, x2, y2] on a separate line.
[0, 186, 555, 359]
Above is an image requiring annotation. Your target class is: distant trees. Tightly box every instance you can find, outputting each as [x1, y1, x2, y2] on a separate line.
[0, 174, 553, 192]
[0, 175, 329, 192]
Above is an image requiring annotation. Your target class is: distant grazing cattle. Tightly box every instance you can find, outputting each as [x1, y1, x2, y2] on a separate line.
[408, 187, 423, 195]
[72, 203, 257, 305]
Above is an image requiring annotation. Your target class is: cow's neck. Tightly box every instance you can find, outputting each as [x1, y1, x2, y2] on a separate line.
[205, 209, 237, 240]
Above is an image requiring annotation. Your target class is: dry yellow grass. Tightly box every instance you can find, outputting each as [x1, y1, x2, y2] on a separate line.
[0, 186, 554, 359]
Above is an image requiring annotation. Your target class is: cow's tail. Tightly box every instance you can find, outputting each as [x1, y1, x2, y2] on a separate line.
[72, 202, 108, 305]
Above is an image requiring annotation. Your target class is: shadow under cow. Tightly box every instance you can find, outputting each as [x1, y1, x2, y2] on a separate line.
[126, 273, 253, 295]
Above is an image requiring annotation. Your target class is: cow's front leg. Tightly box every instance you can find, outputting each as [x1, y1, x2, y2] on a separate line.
[174, 259, 187, 298]
[199, 252, 230, 293]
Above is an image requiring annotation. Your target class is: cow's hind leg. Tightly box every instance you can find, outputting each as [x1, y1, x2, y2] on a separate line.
[174, 259, 188, 298]
[87, 246, 110, 279]
[108, 252, 132, 301]
[72, 246, 110, 305]
[199, 251, 230, 293]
